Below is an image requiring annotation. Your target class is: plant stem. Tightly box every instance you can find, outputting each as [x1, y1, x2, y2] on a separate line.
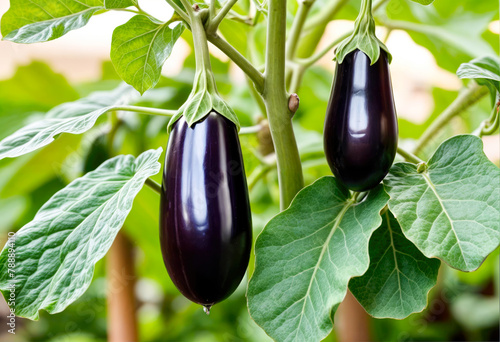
[164, 0, 191, 22]
[145, 178, 162, 194]
[413, 82, 488, 155]
[112, 106, 176, 117]
[285, 0, 315, 61]
[303, 0, 349, 32]
[239, 125, 262, 135]
[480, 105, 500, 137]
[248, 163, 274, 191]
[397, 146, 424, 164]
[208, 34, 265, 92]
[265, 0, 304, 209]
[207, 0, 239, 33]
[296, 31, 350, 67]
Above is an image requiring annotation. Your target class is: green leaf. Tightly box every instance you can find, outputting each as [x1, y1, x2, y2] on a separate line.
[457, 56, 500, 103]
[0, 84, 137, 161]
[110, 15, 184, 94]
[384, 1, 496, 72]
[0, 148, 162, 320]
[349, 210, 440, 319]
[104, 0, 137, 9]
[408, 0, 434, 4]
[247, 177, 389, 342]
[384, 135, 500, 272]
[1, 0, 104, 43]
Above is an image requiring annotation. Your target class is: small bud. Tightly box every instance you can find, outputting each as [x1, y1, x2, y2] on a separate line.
[288, 93, 300, 116]
[193, 3, 200, 11]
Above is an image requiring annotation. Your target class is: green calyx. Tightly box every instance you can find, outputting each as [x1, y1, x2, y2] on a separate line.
[167, 69, 239, 131]
[335, 0, 392, 65]
[167, 8, 239, 132]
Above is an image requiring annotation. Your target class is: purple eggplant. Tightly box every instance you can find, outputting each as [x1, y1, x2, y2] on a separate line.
[160, 112, 252, 310]
[324, 49, 398, 191]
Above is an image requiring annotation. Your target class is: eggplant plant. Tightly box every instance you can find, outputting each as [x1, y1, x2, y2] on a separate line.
[0, 0, 498, 341]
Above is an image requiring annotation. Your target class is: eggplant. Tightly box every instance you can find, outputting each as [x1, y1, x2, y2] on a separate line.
[324, 49, 398, 191]
[160, 112, 252, 311]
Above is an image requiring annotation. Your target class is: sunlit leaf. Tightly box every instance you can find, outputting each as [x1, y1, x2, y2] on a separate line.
[0, 148, 162, 320]
[0, 84, 137, 160]
[384, 135, 500, 272]
[111, 15, 184, 94]
[248, 177, 389, 342]
[1, 0, 104, 43]
[349, 210, 440, 319]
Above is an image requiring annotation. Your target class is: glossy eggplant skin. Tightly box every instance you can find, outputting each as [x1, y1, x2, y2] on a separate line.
[324, 49, 398, 191]
[160, 112, 252, 306]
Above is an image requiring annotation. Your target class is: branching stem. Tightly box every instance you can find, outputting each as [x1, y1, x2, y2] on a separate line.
[413, 82, 488, 155]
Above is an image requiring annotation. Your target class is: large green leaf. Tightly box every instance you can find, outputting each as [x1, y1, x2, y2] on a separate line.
[384, 0, 496, 72]
[1, 0, 104, 43]
[110, 15, 184, 94]
[349, 210, 440, 319]
[384, 135, 500, 272]
[0, 148, 162, 320]
[0, 84, 137, 160]
[247, 177, 389, 342]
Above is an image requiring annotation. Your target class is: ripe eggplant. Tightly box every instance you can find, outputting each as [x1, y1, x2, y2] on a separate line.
[324, 49, 398, 191]
[160, 112, 252, 311]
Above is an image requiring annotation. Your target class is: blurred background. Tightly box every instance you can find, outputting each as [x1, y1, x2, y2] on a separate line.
[0, 0, 498, 341]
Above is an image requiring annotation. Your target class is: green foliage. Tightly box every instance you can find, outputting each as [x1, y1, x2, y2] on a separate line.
[349, 210, 441, 319]
[0, 62, 79, 139]
[457, 56, 500, 103]
[104, 0, 137, 9]
[248, 178, 389, 342]
[0, 84, 136, 160]
[384, 0, 497, 73]
[0, 0, 498, 341]
[384, 135, 500, 272]
[1, 0, 104, 43]
[111, 16, 184, 94]
[0, 148, 162, 320]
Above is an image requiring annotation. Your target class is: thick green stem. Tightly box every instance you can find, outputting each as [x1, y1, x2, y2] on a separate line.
[265, 0, 304, 210]
[413, 83, 488, 155]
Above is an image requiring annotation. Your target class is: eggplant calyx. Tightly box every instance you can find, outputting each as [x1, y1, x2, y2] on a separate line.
[167, 69, 240, 132]
[335, 0, 392, 65]
[167, 11, 239, 132]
